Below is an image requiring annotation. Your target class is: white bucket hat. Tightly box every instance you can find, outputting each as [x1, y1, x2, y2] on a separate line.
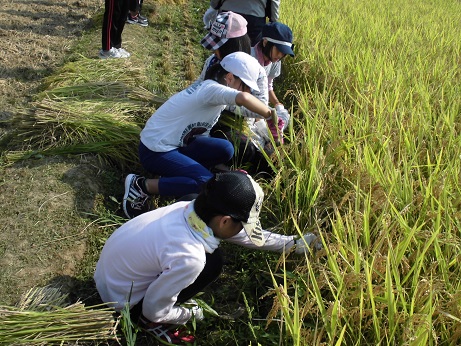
[220, 51, 260, 92]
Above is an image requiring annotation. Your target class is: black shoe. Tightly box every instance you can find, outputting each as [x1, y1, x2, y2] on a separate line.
[123, 174, 151, 219]
[138, 14, 148, 24]
[126, 13, 148, 27]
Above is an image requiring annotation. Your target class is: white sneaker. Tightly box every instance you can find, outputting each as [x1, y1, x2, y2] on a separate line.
[98, 47, 122, 59]
[117, 48, 131, 58]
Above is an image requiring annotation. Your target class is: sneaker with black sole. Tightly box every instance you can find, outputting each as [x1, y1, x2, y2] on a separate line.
[123, 174, 152, 219]
[138, 315, 195, 345]
[126, 13, 148, 27]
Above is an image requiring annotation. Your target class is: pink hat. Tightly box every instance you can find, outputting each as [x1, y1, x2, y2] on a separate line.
[201, 11, 248, 51]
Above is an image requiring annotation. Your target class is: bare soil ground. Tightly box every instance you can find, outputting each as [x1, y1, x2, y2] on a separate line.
[0, 0, 105, 306]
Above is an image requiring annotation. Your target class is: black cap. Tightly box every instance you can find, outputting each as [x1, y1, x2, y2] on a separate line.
[204, 171, 265, 246]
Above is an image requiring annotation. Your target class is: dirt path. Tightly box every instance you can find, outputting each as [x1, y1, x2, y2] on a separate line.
[0, 0, 104, 306]
[0, 0, 101, 120]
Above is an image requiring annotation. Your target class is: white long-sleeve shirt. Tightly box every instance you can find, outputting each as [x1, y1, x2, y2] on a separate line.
[94, 200, 296, 325]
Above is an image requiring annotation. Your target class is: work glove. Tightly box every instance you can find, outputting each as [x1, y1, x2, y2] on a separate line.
[190, 305, 205, 321]
[294, 233, 323, 254]
[251, 120, 270, 143]
[203, 7, 218, 29]
[275, 104, 290, 131]
[266, 115, 285, 144]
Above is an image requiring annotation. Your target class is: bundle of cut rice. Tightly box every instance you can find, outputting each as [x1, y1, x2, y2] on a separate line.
[0, 286, 117, 345]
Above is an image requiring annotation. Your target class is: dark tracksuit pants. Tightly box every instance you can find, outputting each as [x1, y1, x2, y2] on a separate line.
[102, 0, 129, 51]
[129, 248, 224, 322]
[129, 0, 143, 13]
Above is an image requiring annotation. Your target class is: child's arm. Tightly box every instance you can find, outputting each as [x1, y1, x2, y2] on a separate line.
[235, 91, 273, 121]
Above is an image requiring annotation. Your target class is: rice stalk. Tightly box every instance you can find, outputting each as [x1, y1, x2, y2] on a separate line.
[0, 286, 116, 345]
[0, 304, 117, 344]
[5, 98, 143, 168]
[41, 82, 166, 105]
[17, 286, 69, 312]
[41, 57, 144, 90]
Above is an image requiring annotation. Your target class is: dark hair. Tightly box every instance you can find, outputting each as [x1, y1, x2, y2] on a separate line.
[204, 63, 228, 84]
[217, 34, 251, 58]
[194, 192, 217, 224]
[262, 40, 276, 60]
[194, 192, 240, 225]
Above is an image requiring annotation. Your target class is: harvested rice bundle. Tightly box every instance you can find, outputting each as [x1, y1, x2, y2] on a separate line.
[0, 286, 117, 345]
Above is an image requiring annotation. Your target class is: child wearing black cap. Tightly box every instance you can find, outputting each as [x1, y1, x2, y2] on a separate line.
[95, 171, 320, 344]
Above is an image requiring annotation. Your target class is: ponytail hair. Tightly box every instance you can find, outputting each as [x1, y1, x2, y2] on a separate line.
[204, 63, 229, 84]
[218, 34, 251, 58]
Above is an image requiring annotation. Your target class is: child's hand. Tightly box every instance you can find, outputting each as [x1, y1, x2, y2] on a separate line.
[190, 305, 205, 321]
[267, 117, 285, 144]
[275, 104, 290, 131]
[294, 233, 323, 254]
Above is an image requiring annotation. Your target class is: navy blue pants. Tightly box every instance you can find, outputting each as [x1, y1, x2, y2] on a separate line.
[139, 136, 234, 197]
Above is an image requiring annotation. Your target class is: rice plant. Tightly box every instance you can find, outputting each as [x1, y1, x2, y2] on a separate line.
[2, 58, 163, 170]
[264, 0, 461, 344]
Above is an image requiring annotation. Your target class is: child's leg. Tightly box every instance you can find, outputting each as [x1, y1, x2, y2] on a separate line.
[179, 136, 234, 169]
[112, 0, 128, 48]
[176, 248, 224, 304]
[139, 142, 215, 197]
[128, 0, 139, 13]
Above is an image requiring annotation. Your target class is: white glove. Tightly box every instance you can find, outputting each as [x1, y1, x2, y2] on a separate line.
[190, 305, 205, 321]
[252, 119, 270, 142]
[275, 104, 290, 131]
[294, 233, 322, 254]
[203, 7, 218, 29]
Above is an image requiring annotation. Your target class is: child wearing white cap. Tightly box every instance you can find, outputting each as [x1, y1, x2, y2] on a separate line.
[196, 11, 284, 172]
[95, 171, 320, 344]
[122, 52, 278, 219]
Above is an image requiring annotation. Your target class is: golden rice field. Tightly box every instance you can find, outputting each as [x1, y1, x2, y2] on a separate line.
[267, 0, 461, 344]
[2, 0, 461, 344]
